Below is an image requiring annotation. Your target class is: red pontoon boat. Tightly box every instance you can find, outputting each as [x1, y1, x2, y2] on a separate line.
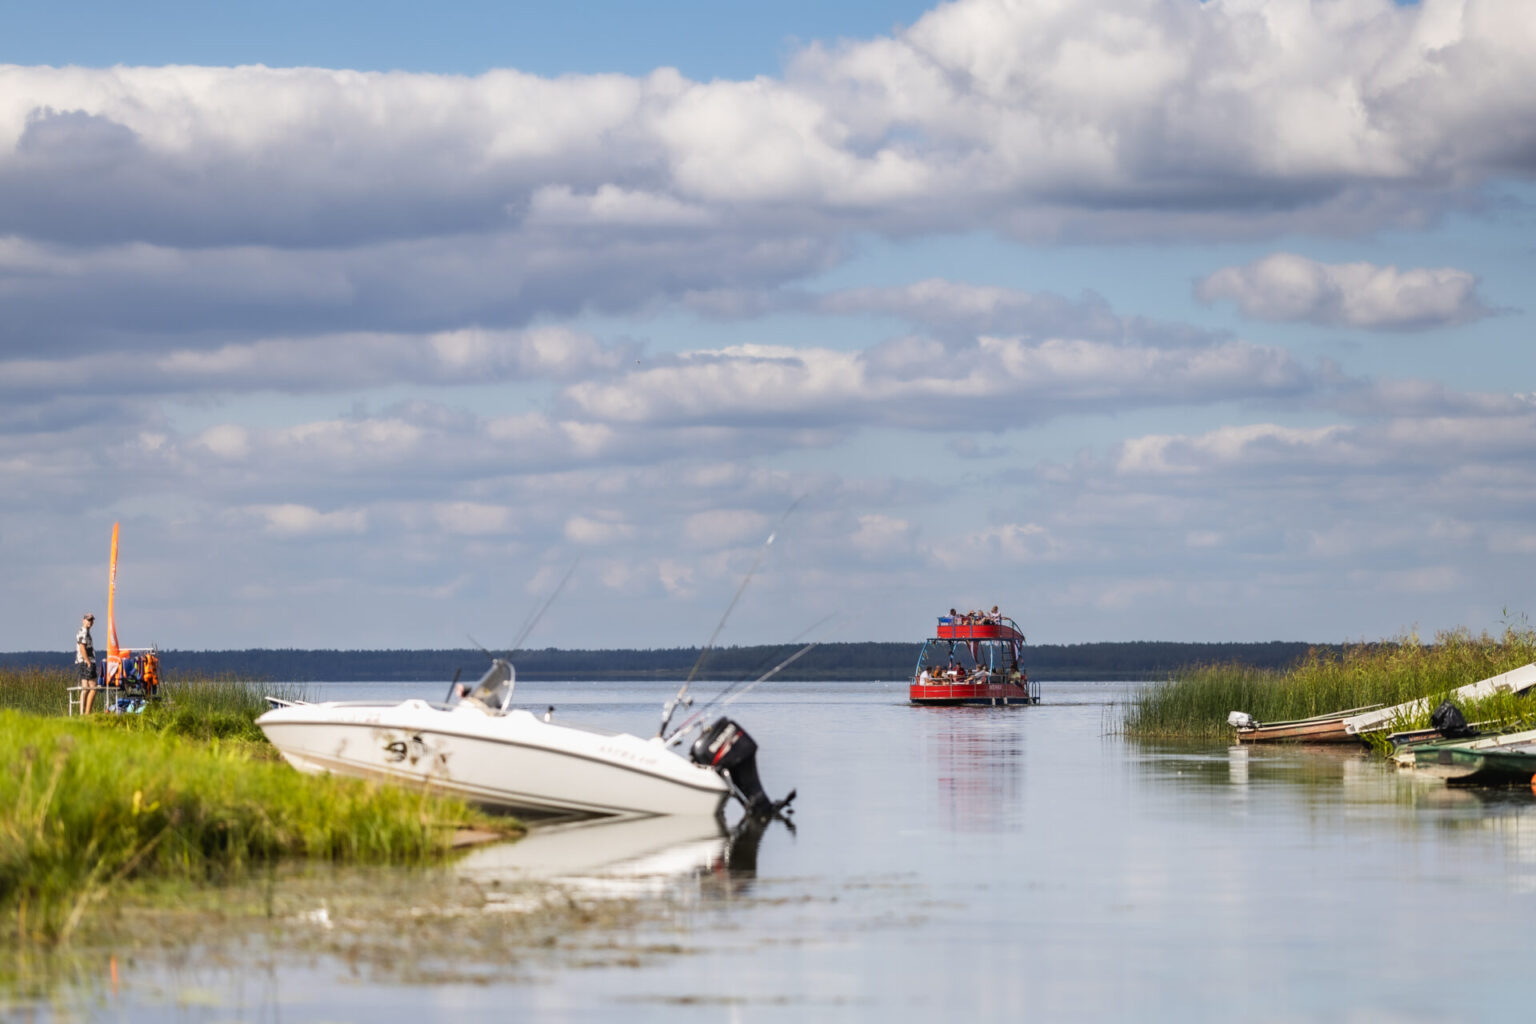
[910, 612, 1039, 706]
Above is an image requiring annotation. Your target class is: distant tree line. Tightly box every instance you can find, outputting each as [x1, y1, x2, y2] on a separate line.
[1, 640, 1335, 682]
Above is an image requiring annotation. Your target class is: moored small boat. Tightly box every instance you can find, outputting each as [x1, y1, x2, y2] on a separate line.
[1342, 663, 1536, 736]
[1391, 726, 1536, 768]
[1228, 662, 1536, 744]
[258, 659, 789, 822]
[909, 611, 1038, 706]
[1227, 704, 1385, 744]
[1409, 742, 1536, 786]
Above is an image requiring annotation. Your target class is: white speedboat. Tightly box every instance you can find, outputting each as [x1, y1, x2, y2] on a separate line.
[256, 660, 783, 822]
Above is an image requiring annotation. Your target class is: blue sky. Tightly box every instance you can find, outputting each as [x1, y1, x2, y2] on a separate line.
[6, 1, 935, 78]
[3, 0, 1534, 652]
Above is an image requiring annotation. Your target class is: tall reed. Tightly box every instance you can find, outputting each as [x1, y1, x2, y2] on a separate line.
[1122, 626, 1536, 741]
[0, 667, 74, 717]
[0, 666, 299, 742]
[0, 710, 511, 944]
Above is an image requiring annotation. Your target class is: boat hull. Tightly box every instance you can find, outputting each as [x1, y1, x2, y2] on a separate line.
[909, 681, 1039, 706]
[257, 699, 730, 821]
[1392, 727, 1536, 767]
[1418, 747, 1536, 786]
[1234, 718, 1356, 744]
[1397, 732, 1536, 785]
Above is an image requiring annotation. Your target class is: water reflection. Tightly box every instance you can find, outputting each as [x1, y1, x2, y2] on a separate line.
[922, 709, 1025, 832]
[1132, 736, 1536, 845]
[457, 813, 771, 902]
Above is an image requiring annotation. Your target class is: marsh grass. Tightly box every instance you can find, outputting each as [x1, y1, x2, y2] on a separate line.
[0, 666, 74, 716]
[1122, 626, 1536, 741]
[0, 704, 514, 945]
[0, 665, 301, 743]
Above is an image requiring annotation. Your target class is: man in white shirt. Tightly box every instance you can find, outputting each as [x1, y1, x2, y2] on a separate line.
[75, 613, 99, 713]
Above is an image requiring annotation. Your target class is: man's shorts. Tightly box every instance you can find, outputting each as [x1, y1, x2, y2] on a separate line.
[78, 662, 96, 684]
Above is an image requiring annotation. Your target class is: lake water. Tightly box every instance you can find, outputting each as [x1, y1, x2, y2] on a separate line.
[34, 679, 1536, 1021]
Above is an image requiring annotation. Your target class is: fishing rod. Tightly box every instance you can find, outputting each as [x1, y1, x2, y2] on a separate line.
[665, 611, 836, 740]
[510, 559, 581, 654]
[657, 497, 803, 739]
[450, 560, 580, 705]
[665, 626, 832, 747]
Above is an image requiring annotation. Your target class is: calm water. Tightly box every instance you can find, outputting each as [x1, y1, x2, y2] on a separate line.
[39, 680, 1536, 1020]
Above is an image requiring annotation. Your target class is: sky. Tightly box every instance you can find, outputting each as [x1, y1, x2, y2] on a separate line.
[3, 0, 1534, 652]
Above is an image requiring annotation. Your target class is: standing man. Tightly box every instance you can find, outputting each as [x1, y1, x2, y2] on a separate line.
[76, 612, 98, 714]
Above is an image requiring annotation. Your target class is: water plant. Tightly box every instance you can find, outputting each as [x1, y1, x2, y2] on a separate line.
[0, 709, 516, 945]
[0, 666, 299, 743]
[1122, 626, 1536, 741]
[0, 667, 75, 717]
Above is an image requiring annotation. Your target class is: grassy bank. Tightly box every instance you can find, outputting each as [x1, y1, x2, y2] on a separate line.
[0, 671, 517, 944]
[1, 666, 296, 743]
[1122, 627, 1536, 741]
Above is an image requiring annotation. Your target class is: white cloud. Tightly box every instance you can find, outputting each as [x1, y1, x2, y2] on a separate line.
[849, 513, 917, 558]
[0, 0, 1530, 256]
[562, 334, 1310, 428]
[1113, 424, 1350, 476]
[246, 503, 368, 537]
[656, 559, 696, 597]
[817, 278, 1123, 341]
[432, 502, 515, 537]
[563, 514, 637, 546]
[526, 185, 715, 228]
[0, 2, 1529, 367]
[931, 522, 1061, 568]
[196, 424, 251, 459]
[0, 326, 630, 401]
[1197, 252, 1487, 329]
[683, 509, 769, 549]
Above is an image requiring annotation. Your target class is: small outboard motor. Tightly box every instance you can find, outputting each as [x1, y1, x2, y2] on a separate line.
[689, 717, 789, 820]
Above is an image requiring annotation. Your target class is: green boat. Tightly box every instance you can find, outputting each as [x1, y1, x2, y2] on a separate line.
[1391, 726, 1536, 767]
[1400, 727, 1536, 786]
[1413, 746, 1536, 786]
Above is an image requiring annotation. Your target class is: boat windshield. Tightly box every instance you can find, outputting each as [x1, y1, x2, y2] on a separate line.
[465, 659, 515, 713]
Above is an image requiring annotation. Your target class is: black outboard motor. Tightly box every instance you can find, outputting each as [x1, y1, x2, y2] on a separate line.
[689, 717, 789, 820]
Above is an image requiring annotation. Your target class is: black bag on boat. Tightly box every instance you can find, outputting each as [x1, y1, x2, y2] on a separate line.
[1430, 699, 1475, 738]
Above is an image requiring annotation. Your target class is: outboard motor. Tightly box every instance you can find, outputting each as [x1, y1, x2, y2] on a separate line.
[689, 717, 789, 820]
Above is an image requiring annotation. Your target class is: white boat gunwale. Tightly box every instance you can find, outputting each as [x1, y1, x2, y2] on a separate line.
[284, 698, 625, 737]
[262, 717, 728, 796]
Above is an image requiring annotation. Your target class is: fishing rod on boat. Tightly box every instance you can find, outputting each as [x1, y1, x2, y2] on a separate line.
[664, 614, 837, 746]
[657, 497, 802, 739]
[450, 560, 580, 705]
[665, 638, 822, 748]
[441, 667, 463, 704]
[510, 559, 581, 654]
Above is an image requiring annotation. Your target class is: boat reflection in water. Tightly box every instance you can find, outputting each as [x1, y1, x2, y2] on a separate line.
[927, 714, 1025, 833]
[456, 812, 771, 903]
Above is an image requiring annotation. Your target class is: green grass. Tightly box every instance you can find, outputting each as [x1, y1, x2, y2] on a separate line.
[0, 666, 301, 743]
[0, 673, 518, 945]
[1122, 626, 1536, 741]
[0, 667, 73, 717]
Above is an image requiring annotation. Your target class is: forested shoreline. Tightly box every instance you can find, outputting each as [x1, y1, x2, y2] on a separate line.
[1, 641, 1334, 682]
